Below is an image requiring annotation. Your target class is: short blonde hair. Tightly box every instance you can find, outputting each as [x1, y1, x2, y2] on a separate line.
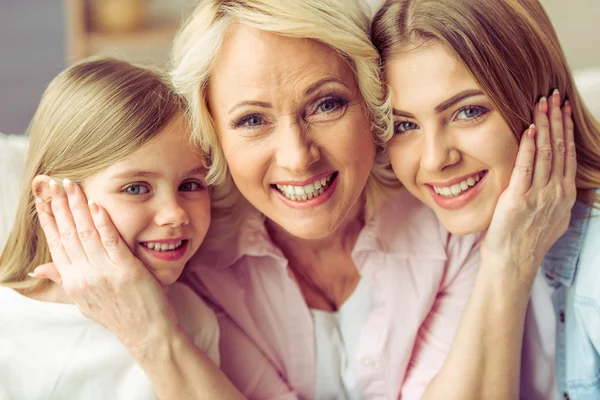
[0, 58, 187, 292]
[372, 0, 600, 206]
[170, 0, 400, 239]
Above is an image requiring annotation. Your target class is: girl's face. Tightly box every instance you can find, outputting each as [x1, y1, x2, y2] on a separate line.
[385, 42, 519, 235]
[207, 24, 375, 240]
[81, 118, 210, 285]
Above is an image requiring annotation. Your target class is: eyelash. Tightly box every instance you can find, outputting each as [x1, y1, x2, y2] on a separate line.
[393, 105, 490, 135]
[231, 94, 350, 130]
[122, 180, 204, 196]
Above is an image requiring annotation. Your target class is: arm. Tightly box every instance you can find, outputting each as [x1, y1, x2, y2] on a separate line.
[419, 93, 576, 400]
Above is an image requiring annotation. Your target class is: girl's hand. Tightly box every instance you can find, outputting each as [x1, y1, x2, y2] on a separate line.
[482, 89, 577, 287]
[32, 177, 177, 352]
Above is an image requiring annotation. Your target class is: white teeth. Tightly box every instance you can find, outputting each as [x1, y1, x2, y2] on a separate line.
[274, 173, 335, 202]
[143, 240, 184, 252]
[433, 172, 484, 198]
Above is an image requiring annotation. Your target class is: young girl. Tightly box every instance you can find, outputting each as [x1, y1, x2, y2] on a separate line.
[0, 58, 222, 399]
[373, 1, 599, 399]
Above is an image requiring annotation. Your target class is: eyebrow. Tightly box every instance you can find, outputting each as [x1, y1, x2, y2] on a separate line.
[227, 77, 347, 115]
[392, 89, 485, 118]
[111, 166, 206, 180]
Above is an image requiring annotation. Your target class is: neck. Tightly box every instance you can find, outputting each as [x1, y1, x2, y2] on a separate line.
[265, 197, 365, 311]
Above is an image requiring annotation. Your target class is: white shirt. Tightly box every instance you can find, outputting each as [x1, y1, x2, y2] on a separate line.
[311, 278, 373, 400]
[0, 282, 219, 400]
[521, 269, 560, 400]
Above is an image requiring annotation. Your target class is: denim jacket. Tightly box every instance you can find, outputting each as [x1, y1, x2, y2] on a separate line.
[543, 190, 600, 400]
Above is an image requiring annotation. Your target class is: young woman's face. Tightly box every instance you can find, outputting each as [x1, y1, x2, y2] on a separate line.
[81, 119, 210, 285]
[385, 42, 519, 235]
[207, 24, 375, 240]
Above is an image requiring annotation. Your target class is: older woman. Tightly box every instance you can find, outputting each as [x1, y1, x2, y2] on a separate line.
[31, 0, 574, 399]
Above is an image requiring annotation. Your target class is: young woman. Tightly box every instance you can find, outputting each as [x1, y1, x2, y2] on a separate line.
[372, 1, 600, 399]
[0, 58, 222, 399]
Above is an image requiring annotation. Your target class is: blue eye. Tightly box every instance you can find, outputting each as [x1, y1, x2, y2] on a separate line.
[456, 106, 488, 121]
[179, 181, 203, 192]
[235, 114, 264, 128]
[394, 121, 419, 134]
[314, 96, 347, 114]
[124, 184, 149, 195]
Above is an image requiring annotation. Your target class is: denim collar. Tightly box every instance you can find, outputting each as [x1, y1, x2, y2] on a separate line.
[542, 198, 593, 287]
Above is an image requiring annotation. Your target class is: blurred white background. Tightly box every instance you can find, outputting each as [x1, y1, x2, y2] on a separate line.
[0, 0, 599, 134]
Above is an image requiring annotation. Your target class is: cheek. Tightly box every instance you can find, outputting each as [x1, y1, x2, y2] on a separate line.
[190, 193, 212, 235]
[387, 138, 420, 186]
[96, 199, 147, 249]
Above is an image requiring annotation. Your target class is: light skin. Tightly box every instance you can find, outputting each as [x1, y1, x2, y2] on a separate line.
[384, 42, 577, 400]
[208, 25, 375, 310]
[31, 118, 210, 300]
[386, 42, 519, 235]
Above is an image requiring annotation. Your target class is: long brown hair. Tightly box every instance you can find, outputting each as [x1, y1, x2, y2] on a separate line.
[0, 58, 187, 292]
[372, 0, 600, 205]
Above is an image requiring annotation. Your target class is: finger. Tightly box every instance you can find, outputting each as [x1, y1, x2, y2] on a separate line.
[508, 124, 536, 196]
[49, 179, 90, 264]
[89, 202, 136, 267]
[29, 262, 62, 285]
[34, 195, 73, 270]
[549, 89, 565, 179]
[563, 100, 577, 181]
[63, 179, 110, 265]
[532, 96, 552, 188]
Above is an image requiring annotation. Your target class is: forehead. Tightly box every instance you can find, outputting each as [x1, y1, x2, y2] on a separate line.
[209, 24, 357, 97]
[386, 42, 481, 109]
[102, 118, 204, 176]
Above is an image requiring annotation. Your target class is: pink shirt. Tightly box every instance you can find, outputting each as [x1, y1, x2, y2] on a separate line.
[184, 190, 481, 399]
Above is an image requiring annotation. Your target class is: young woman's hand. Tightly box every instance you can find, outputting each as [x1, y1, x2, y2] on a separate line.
[32, 177, 178, 352]
[482, 89, 577, 288]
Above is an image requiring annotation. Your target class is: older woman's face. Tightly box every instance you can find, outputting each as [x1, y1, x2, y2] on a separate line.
[208, 25, 375, 239]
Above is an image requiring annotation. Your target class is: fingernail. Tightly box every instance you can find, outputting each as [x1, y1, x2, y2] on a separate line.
[528, 124, 536, 139]
[539, 97, 548, 113]
[552, 89, 560, 106]
[49, 179, 60, 195]
[63, 178, 74, 195]
[27, 272, 39, 278]
[88, 200, 98, 214]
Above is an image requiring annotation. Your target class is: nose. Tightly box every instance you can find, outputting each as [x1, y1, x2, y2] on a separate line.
[420, 128, 461, 173]
[154, 196, 190, 228]
[275, 120, 320, 173]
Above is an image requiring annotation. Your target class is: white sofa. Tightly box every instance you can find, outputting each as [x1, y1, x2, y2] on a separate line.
[1, 69, 600, 250]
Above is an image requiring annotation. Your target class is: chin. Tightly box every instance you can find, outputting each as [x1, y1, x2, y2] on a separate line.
[151, 267, 184, 286]
[441, 214, 491, 236]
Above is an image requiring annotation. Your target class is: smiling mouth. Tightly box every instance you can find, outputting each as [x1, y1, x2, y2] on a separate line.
[430, 171, 487, 198]
[140, 240, 187, 252]
[271, 172, 338, 202]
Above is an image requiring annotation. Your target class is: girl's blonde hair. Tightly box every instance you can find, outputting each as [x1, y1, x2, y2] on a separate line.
[170, 0, 400, 239]
[0, 58, 187, 292]
[372, 0, 600, 206]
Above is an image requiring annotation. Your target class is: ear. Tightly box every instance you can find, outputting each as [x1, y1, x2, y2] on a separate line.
[32, 175, 55, 200]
